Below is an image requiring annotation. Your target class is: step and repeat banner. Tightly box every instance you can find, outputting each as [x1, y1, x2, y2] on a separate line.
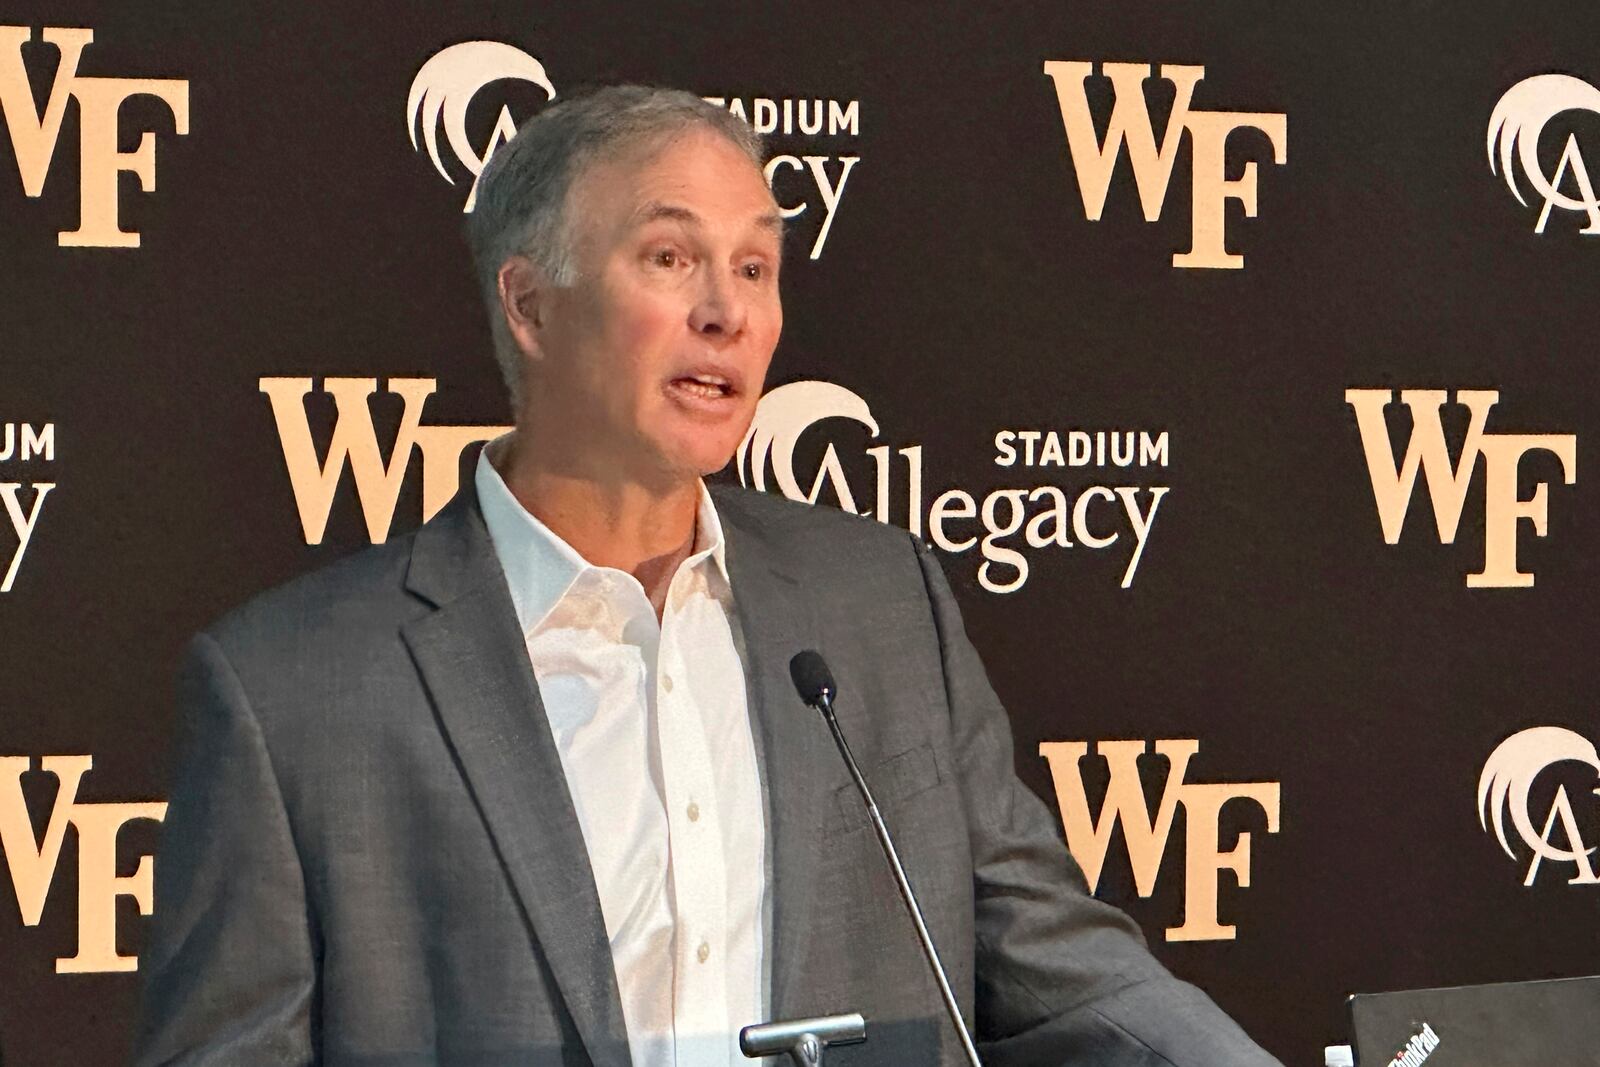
[2, 3, 1598, 1064]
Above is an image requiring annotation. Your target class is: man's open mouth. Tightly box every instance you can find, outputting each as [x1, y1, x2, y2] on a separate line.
[670, 374, 735, 399]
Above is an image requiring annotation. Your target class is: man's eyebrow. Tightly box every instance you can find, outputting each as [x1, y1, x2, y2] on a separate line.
[632, 201, 701, 228]
[631, 201, 787, 239]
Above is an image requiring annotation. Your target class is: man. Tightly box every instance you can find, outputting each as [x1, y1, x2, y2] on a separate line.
[134, 86, 1281, 1066]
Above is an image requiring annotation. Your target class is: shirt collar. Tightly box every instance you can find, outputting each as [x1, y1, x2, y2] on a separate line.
[474, 437, 731, 635]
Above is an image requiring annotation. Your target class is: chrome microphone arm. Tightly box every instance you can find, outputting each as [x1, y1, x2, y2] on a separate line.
[740, 1013, 866, 1066]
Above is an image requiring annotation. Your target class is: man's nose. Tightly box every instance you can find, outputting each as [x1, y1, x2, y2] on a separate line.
[688, 269, 748, 340]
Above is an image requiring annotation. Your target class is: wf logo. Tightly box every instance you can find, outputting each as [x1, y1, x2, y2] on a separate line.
[0, 756, 166, 972]
[1346, 390, 1577, 588]
[261, 377, 510, 544]
[1039, 739, 1280, 941]
[0, 26, 189, 247]
[1042, 61, 1287, 269]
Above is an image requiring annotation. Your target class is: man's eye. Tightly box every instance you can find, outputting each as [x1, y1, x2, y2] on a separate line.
[650, 248, 683, 268]
[742, 262, 768, 281]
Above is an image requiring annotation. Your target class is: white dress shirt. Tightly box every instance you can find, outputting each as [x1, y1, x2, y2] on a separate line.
[475, 442, 768, 1067]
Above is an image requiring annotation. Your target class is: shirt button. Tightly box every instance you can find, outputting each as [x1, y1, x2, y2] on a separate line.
[662, 673, 675, 693]
[697, 941, 711, 964]
[687, 801, 700, 822]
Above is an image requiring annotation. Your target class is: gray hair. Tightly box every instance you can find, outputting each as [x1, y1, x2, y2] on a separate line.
[465, 84, 766, 400]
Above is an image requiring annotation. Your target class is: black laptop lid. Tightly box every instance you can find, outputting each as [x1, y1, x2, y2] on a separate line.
[1349, 976, 1600, 1067]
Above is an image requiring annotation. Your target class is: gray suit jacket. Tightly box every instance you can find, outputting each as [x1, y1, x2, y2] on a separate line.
[132, 481, 1281, 1066]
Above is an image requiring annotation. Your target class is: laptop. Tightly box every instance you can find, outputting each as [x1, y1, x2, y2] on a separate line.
[1348, 975, 1600, 1066]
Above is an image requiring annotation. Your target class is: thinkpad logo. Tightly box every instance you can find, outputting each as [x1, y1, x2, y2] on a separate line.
[1488, 73, 1600, 234]
[407, 40, 556, 211]
[1385, 1022, 1441, 1067]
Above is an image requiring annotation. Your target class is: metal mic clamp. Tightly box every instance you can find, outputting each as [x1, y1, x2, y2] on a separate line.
[740, 1013, 866, 1066]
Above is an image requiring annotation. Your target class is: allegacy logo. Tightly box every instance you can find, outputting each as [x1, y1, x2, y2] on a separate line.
[737, 380, 1169, 593]
[1488, 73, 1600, 234]
[703, 92, 859, 259]
[407, 40, 859, 257]
[1478, 726, 1599, 886]
[0, 420, 55, 593]
[1039, 739, 1280, 942]
[407, 40, 556, 212]
[1042, 60, 1286, 268]
[1347, 389, 1576, 588]
[0, 26, 189, 247]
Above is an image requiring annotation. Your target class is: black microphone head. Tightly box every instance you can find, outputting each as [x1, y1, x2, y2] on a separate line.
[789, 650, 837, 706]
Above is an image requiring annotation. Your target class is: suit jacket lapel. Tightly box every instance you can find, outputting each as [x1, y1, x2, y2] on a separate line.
[715, 488, 836, 1021]
[400, 490, 631, 1067]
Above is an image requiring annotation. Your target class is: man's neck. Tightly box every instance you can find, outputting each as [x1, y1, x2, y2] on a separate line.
[492, 435, 699, 617]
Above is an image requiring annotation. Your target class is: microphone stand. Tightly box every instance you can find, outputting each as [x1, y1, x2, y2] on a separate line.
[810, 687, 985, 1067]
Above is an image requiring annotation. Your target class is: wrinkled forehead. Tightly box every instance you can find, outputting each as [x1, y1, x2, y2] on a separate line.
[565, 127, 781, 244]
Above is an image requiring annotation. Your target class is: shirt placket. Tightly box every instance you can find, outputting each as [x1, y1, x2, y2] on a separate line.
[656, 562, 732, 1064]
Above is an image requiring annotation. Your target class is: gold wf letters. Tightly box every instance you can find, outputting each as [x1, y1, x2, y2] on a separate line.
[1043, 61, 1287, 269]
[0, 756, 166, 972]
[1347, 389, 1577, 588]
[1039, 739, 1280, 941]
[0, 26, 189, 247]
[261, 377, 511, 544]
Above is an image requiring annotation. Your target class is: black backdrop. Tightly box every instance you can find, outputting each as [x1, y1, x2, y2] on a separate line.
[3, 3, 1599, 1064]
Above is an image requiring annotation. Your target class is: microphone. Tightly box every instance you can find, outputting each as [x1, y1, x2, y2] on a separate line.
[788, 650, 984, 1067]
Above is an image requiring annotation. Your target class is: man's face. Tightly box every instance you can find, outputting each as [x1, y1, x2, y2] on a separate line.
[524, 127, 784, 487]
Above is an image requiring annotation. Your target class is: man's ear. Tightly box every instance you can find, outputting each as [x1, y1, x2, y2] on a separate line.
[497, 255, 552, 362]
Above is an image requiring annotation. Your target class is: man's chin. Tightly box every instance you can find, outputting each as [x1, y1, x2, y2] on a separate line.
[635, 441, 742, 490]
[686, 446, 742, 481]
[659, 428, 749, 478]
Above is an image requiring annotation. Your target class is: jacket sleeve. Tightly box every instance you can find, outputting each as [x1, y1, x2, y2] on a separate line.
[130, 632, 317, 1066]
[911, 539, 1281, 1067]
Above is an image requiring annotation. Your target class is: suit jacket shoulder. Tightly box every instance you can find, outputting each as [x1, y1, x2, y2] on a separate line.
[709, 481, 931, 593]
[201, 534, 424, 697]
